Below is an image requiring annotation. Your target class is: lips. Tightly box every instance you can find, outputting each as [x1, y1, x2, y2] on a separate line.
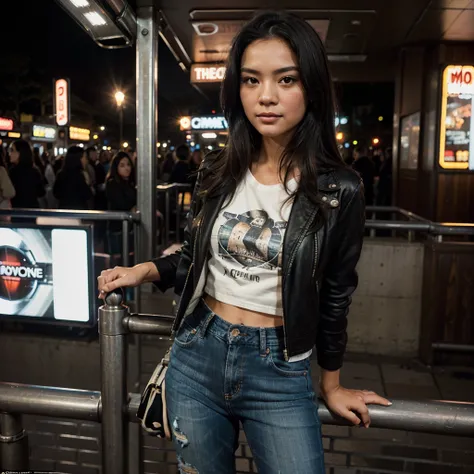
[257, 113, 282, 118]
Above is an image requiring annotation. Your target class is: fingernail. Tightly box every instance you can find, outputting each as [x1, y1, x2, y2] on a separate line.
[387, 401, 393, 406]
[365, 423, 370, 428]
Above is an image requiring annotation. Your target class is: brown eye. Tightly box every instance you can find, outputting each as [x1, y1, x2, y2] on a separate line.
[242, 77, 258, 85]
[280, 76, 297, 85]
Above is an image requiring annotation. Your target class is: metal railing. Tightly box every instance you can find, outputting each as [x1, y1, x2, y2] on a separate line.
[365, 206, 474, 241]
[0, 290, 473, 472]
[156, 182, 192, 248]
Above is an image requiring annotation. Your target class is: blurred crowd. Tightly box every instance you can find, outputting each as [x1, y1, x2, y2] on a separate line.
[0, 140, 203, 254]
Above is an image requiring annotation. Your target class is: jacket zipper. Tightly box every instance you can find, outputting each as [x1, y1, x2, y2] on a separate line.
[282, 208, 319, 361]
[172, 211, 203, 332]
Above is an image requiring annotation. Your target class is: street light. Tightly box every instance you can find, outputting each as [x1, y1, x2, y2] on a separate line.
[115, 91, 125, 145]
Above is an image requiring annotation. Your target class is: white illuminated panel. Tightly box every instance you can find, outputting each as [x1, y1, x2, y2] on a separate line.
[70, 0, 89, 6]
[52, 229, 90, 322]
[84, 12, 107, 26]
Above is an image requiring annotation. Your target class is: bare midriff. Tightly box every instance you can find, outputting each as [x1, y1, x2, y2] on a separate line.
[203, 293, 283, 328]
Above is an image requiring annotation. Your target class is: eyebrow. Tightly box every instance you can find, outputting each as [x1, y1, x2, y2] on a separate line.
[240, 66, 299, 75]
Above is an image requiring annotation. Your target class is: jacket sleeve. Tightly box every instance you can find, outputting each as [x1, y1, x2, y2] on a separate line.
[316, 181, 365, 371]
[150, 163, 204, 293]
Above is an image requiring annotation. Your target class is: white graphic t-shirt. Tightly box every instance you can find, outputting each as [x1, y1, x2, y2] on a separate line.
[205, 169, 298, 316]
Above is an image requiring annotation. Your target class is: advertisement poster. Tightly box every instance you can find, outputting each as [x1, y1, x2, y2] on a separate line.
[439, 65, 474, 170]
[0, 226, 93, 325]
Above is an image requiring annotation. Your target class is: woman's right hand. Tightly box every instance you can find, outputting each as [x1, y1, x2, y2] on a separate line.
[97, 262, 158, 298]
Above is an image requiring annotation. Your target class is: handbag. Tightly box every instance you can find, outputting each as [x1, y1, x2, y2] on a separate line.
[136, 347, 172, 440]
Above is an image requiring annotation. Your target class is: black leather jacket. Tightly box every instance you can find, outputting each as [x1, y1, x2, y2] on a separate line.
[152, 164, 365, 371]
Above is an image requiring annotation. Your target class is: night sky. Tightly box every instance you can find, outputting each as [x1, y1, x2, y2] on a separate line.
[1, 0, 393, 144]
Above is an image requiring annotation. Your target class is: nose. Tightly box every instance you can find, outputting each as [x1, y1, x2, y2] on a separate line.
[258, 80, 278, 106]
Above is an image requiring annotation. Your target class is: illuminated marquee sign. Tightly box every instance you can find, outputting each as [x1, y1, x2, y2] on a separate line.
[180, 115, 228, 131]
[439, 65, 474, 170]
[55, 78, 70, 127]
[0, 117, 14, 131]
[191, 63, 226, 83]
[32, 124, 57, 141]
[69, 126, 91, 142]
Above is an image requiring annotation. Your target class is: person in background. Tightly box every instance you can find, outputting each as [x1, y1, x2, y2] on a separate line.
[106, 151, 136, 256]
[376, 147, 393, 207]
[85, 146, 98, 190]
[0, 149, 15, 219]
[44, 153, 58, 208]
[53, 146, 93, 209]
[169, 144, 191, 184]
[160, 151, 175, 182]
[99, 149, 111, 175]
[9, 139, 45, 211]
[352, 144, 375, 206]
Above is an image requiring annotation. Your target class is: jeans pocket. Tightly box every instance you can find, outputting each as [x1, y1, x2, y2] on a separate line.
[267, 348, 310, 377]
[174, 314, 202, 348]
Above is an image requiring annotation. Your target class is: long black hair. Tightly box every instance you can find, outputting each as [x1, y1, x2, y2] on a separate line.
[11, 139, 34, 168]
[107, 151, 135, 186]
[201, 10, 345, 207]
[62, 146, 85, 173]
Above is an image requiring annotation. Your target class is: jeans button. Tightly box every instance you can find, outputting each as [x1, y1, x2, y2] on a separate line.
[230, 328, 240, 337]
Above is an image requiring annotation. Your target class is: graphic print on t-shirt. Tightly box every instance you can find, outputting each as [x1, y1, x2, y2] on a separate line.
[217, 209, 287, 270]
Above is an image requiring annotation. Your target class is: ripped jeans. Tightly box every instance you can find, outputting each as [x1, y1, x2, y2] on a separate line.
[165, 299, 325, 474]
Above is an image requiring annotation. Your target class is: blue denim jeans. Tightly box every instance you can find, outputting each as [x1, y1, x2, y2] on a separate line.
[165, 299, 325, 474]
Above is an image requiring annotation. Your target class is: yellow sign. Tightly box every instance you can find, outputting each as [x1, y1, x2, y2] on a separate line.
[69, 126, 91, 142]
[8, 132, 21, 138]
[33, 124, 57, 141]
[191, 64, 226, 83]
[439, 65, 474, 170]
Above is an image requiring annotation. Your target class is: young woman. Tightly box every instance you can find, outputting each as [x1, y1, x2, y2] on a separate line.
[8, 139, 45, 210]
[98, 11, 390, 474]
[53, 145, 93, 210]
[105, 151, 136, 255]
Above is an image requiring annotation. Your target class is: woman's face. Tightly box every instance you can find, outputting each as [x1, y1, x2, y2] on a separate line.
[239, 37, 306, 141]
[10, 144, 19, 164]
[118, 157, 132, 179]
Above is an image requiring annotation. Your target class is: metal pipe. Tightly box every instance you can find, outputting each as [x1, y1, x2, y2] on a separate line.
[99, 291, 129, 474]
[165, 189, 170, 247]
[365, 220, 431, 231]
[123, 313, 174, 335]
[0, 412, 29, 470]
[318, 398, 474, 437]
[432, 342, 474, 353]
[1, 383, 473, 437]
[0, 208, 139, 222]
[136, 5, 158, 266]
[122, 219, 130, 267]
[176, 186, 181, 241]
[0, 383, 100, 421]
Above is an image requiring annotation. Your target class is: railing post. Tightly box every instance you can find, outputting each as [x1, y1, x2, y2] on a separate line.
[99, 290, 129, 474]
[0, 412, 29, 470]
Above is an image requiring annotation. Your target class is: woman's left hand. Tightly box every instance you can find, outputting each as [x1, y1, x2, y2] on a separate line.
[320, 385, 392, 428]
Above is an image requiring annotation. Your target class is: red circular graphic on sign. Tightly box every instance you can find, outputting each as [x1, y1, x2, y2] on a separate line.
[0, 247, 36, 301]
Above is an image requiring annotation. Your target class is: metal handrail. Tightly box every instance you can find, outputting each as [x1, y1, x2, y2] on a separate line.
[0, 208, 140, 222]
[0, 382, 473, 436]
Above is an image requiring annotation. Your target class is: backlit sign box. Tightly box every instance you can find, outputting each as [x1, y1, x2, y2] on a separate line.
[54, 78, 70, 127]
[0, 117, 14, 131]
[439, 65, 474, 170]
[191, 64, 226, 83]
[69, 126, 91, 142]
[0, 225, 95, 327]
[180, 115, 228, 131]
[32, 124, 57, 141]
